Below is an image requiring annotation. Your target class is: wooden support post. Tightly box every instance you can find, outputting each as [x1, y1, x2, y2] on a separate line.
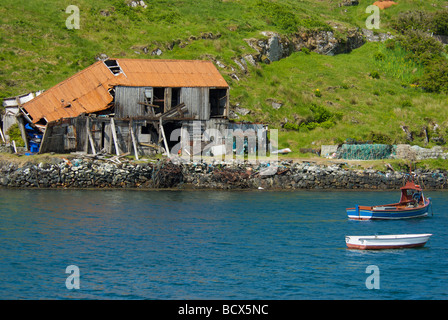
[85, 117, 96, 155]
[16, 116, 29, 151]
[129, 120, 139, 160]
[84, 118, 89, 154]
[110, 118, 120, 156]
[38, 125, 49, 154]
[12, 140, 17, 153]
[0, 126, 5, 143]
[159, 118, 170, 157]
[87, 127, 96, 155]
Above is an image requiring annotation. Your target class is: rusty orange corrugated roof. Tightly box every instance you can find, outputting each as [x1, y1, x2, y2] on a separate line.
[116, 59, 229, 88]
[21, 59, 228, 124]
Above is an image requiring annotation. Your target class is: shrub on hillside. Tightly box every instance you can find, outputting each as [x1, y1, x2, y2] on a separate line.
[282, 104, 340, 131]
[367, 131, 392, 145]
[374, 51, 385, 61]
[391, 9, 448, 36]
[391, 10, 433, 33]
[6, 124, 24, 147]
[369, 70, 380, 79]
[397, 30, 445, 64]
[432, 10, 448, 36]
[419, 58, 448, 93]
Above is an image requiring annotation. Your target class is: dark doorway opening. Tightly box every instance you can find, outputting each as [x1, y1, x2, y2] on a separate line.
[210, 89, 227, 117]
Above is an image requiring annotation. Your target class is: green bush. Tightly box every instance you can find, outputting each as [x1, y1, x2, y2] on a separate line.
[367, 131, 392, 145]
[6, 124, 24, 147]
[391, 10, 432, 33]
[319, 120, 336, 129]
[310, 104, 332, 123]
[419, 58, 448, 93]
[369, 70, 380, 79]
[432, 10, 448, 36]
[283, 122, 299, 131]
[397, 30, 444, 64]
[374, 52, 385, 61]
[283, 104, 339, 131]
[384, 39, 395, 50]
[301, 121, 318, 130]
[391, 9, 448, 37]
[301, 47, 311, 55]
[400, 99, 413, 108]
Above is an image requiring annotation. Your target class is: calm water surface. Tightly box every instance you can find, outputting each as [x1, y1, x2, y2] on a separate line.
[0, 189, 447, 299]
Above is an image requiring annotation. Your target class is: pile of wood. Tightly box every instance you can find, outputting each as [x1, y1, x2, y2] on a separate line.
[212, 167, 251, 184]
[151, 159, 183, 188]
[70, 151, 131, 164]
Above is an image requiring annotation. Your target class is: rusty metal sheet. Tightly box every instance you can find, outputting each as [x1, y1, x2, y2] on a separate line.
[22, 59, 228, 124]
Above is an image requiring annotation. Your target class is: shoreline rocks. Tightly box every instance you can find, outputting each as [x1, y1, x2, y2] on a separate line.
[1, 157, 447, 190]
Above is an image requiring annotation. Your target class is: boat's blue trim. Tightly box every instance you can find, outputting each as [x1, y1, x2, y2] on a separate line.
[347, 202, 430, 220]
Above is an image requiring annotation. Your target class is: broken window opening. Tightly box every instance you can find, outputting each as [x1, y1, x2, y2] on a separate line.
[61, 99, 71, 108]
[171, 88, 181, 108]
[101, 122, 105, 150]
[141, 124, 151, 135]
[153, 87, 165, 112]
[20, 107, 33, 121]
[144, 88, 152, 101]
[35, 118, 48, 126]
[163, 121, 183, 151]
[139, 123, 159, 145]
[210, 89, 227, 117]
[140, 87, 154, 116]
[104, 59, 123, 75]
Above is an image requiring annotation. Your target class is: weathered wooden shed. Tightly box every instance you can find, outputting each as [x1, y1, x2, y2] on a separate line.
[20, 59, 231, 156]
[1, 91, 43, 142]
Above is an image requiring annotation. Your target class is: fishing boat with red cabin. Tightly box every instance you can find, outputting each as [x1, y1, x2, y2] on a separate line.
[346, 177, 432, 220]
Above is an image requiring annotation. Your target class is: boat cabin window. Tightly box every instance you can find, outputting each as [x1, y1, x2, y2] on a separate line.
[402, 189, 422, 203]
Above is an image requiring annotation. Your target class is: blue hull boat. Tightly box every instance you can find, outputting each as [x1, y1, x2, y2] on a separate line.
[347, 180, 431, 220]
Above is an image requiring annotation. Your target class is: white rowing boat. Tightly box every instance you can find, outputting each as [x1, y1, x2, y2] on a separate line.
[345, 233, 432, 250]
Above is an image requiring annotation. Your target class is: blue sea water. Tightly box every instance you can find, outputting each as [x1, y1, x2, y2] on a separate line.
[0, 189, 447, 300]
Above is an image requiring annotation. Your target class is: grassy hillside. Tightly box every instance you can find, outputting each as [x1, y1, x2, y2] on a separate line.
[1, 0, 447, 157]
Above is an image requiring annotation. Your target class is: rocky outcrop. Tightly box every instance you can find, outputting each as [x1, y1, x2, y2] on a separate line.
[339, 0, 359, 6]
[362, 29, 395, 42]
[126, 0, 147, 9]
[243, 28, 365, 64]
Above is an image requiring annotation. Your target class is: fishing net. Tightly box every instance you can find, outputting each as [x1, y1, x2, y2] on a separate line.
[335, 144, 396, 160]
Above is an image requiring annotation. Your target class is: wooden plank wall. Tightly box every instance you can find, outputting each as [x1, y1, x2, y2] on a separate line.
[115, 86, 149, 118]
[180, 87, 209, 120]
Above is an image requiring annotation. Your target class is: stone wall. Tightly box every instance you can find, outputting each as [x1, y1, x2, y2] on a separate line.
[1, 158, 446, 190]
[0, 144, 27, 154]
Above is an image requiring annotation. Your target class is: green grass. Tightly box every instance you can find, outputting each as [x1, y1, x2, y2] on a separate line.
[373, 43, 424, 85]
[1, 0, 448, 158]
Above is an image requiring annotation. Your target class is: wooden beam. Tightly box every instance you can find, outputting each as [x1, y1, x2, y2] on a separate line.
[137, 102, 160, 108]
[159, 118, 170, 157]
[110, 118, 120, 156]
[38, 125, 50, 154]
[0, 126, 5, 143]
[16, 116, 29, 151]
[129, 120, 139, 160]
[86, 117, 96, 155]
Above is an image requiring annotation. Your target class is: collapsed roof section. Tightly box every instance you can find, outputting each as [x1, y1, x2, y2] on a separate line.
[21, 59, 229, 124]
